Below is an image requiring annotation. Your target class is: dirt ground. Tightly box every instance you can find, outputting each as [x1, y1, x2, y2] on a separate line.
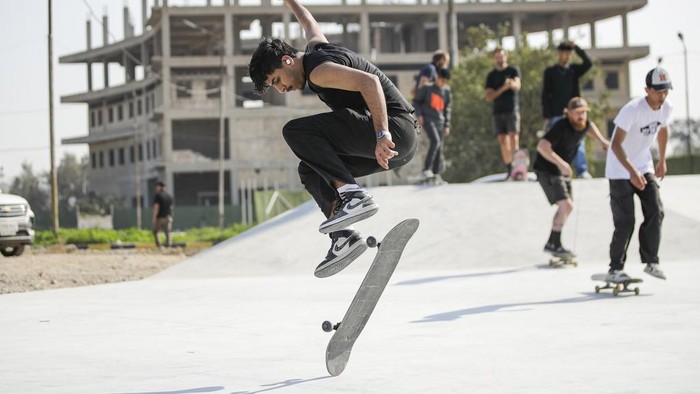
[0, 245, 197, 295]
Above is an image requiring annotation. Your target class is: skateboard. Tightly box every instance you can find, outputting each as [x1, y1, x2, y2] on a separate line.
[548, 252, 578, 268]
[322, 218, 420, 376]
[407, 173, 444, 185]
[509, 148, 530, 181]
[591, 273, 643, 296]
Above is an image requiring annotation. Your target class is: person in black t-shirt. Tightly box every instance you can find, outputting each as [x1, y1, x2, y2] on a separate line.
[485, 48, 521, 178]
[534, 97, 609, 256]
[248, 0, 419, 278]
[542, 40, 593, 178]
[152, 181, 174, 248]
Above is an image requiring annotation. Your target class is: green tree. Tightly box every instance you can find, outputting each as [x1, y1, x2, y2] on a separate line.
[444, 28, 606, 182]
[670, 118, 700, 156]
[9, 162, 50, 212]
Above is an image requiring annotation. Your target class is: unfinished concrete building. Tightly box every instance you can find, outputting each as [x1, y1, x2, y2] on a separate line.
[61, 0, 648, 216]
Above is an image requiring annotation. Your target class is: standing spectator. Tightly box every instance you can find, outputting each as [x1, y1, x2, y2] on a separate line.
[542, 40, 593, 178]
[604, 67, 673, 281]
[533, 97, 609, 256]
[485, 47, 521, 178]
[152, 181, 174, 248]
[413, 67, 452, 183]
[412, 49, 450, 100]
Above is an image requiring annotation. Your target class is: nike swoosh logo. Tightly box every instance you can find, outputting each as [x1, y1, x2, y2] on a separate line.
[333, 237, 352, 253]
[344, 198, 368, 212]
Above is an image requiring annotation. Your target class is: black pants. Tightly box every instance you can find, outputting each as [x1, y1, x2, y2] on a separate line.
[422, 120, 445, 175]
[608, 173, 664, 271]
[283, 108, 419, 217]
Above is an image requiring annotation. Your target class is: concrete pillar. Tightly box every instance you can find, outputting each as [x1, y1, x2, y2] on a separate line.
[360, 12, 370, 57]
[102, 15, 109, 88]
[449, 7, 458, 66]
[622, 13, 628, 47]
[438, 11, 447, 50]
[283, 12, 291, 41]
[161, 7, 172, 165]
[589, 21, 596, 48]
[512, 13, 522, 48]
[562, 12, 570, 40]
[142, 0, 148, 31]
[123, 6, 131, 38]
[86, 19, 93, 92]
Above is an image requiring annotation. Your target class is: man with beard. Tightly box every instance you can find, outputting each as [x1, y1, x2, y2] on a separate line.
[533, 97, 609, 257]
[248, 0, 419, 278]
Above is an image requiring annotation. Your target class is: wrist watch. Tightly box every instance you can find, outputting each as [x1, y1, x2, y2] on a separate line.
[376, 130, 389, 139]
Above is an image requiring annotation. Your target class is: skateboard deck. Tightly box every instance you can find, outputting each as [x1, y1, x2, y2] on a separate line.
[323, 218, 420, 376]
[548, 252, 578, 268]
[509, 148, 530, 181]
[591, 273, 643, 296]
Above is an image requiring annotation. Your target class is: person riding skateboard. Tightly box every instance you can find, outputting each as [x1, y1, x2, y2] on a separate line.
[248, 0, 418, 278]
[533, 97, 609, 256]
[604, 67, 673, 282]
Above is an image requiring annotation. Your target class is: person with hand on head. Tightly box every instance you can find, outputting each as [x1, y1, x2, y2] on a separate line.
[604, 67, 673, 282]
[248, 0, 419, 278]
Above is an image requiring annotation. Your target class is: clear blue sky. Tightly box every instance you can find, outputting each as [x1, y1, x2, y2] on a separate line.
[1, 0, 698, 184]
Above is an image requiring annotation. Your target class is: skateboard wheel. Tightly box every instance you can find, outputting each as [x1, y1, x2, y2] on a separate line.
[634, 287, 640, 295]
[322, 320, 333, 332]
[366, 236, 378, 248]
[595, 286, 600, 293]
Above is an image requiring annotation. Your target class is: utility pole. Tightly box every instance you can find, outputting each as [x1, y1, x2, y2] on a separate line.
[678, 32, 694, 172]
[47, 0, 59, 234]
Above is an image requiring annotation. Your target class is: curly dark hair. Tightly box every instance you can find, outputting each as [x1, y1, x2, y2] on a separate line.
[248, 37, 299, 95]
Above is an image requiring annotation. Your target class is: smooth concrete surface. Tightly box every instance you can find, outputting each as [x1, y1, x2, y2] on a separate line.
[1, 175, 699, 393]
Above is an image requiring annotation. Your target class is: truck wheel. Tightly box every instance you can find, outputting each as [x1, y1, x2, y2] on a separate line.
[1, 245, 25, 257]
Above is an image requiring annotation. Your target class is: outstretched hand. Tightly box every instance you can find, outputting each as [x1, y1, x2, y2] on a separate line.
[375, 136, 398, 170]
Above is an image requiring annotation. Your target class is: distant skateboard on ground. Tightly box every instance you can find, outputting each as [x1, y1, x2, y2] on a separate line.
[509, 148, 530, 181]
[322, 218, 420, 376]
[548, 251, 578, 268]
[407, 172, 444, 185]
[591, 273, 643, 296]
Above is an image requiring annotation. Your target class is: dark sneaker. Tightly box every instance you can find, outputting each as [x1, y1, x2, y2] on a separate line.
[314, 229, 368, 278]
[644, 263, 667, 280]
[544, 243, 575, 257]
[318, 189, 379, 234]
[606, 269, 631, 282]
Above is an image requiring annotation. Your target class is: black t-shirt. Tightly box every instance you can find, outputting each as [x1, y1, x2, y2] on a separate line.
[533, 119, 590, 175]
[303, 42, 414, 115]
[485, 66, 520, 114]
[153, 191, 173, 218]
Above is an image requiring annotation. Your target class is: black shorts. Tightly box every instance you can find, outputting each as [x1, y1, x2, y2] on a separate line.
[492, 111, 520, 136]
[537, 171, 572, 204]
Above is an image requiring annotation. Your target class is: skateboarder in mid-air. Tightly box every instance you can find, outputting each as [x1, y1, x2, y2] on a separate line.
[248, 0, 418, 278]
[533, 97, 609, 256]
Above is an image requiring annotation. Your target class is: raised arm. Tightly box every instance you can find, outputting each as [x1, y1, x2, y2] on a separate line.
[284, 0, 327, 46]
[586, 121, 610, 151]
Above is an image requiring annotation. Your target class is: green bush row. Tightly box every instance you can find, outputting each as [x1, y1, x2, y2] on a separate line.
[34, 224, 251, 247]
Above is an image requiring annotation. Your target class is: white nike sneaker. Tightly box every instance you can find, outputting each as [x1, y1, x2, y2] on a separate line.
[606, 270, 631, 282]
[315, 229, 367, 278]
[644, 263, 667, 280]
[318, 189, 379, 234]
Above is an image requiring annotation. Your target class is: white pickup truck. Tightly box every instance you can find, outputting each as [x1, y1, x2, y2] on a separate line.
[0, 190, 35, 257]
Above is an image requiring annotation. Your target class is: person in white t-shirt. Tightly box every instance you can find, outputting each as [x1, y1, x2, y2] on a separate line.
[604, 67, 673, 281]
